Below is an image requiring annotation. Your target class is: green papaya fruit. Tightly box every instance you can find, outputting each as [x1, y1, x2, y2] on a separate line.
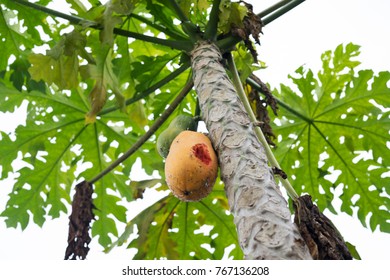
[169, 114, 197, 131]
[156, 115, 196, 158]
[156, 127, 181, 158]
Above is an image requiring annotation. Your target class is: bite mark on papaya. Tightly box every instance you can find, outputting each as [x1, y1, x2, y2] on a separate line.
[192, 143, 212, 165]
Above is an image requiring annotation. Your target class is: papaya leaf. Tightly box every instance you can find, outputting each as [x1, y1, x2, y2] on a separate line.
[126, 101, 148, 131]
[81, 44, 126, 123]
[131, 54, 180, 93]
[0, 132, 18, 177]
[92, 191, 127, 247]
[145, 0, 186, 38]
[2, 0, 52, 39]
[96, 0, 138, 46]
[148, 68, 194, 120]
[66, 0, 89, 14]
[346, 241, 362, 260]
[110, 179, 242, 260]
[8, 57, 46, 93]
[232, 43, 265, 82]
[0, 1, 47, 70]
[112, 35, 133, 87]
[85, 81, 107, 124]
[28, 30, 86, 90]
[271, 43, 390, 233]
[0, 85, 87, 228]
[0, 81, 160, 245]
[129, 179, 161, 200]
[178, 0, 210, 19]
[218, 0, 247, 34]
[0, 0, 194, 251]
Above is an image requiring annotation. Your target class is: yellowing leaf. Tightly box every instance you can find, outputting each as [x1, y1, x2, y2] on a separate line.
[178, 0, 209, 18]
[218, 1, 248, 34]
[128, 101, 148, 130]
[98, 0, 138, 45]
[29, 53, 79, 89]
[28, 31, 86, 89]
[28, 54, 53, 82]
[85, 81, 107, 124]
[82, 45, 127, 118]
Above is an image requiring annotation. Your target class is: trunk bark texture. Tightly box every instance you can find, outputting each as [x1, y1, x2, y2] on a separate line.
[191, 41, 312, 260]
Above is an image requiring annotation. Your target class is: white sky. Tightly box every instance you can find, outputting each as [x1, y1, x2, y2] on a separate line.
[0, 0, 389, 260]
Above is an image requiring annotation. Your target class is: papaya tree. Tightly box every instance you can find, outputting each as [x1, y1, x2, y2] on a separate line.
[0, 0, 389, 260]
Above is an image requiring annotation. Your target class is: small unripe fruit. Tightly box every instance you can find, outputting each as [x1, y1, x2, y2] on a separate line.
[156, 115, 196, 158]
[156, 127, 181, 158]
[165, 131, 218, 202]
[169, 115, 197, 131]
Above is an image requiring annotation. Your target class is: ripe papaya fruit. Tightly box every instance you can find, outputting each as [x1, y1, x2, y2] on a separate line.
[165, 131, 218, 202]
[156, 114, 196, 158]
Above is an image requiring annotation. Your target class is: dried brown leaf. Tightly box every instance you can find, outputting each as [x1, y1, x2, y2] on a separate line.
[293, 195, 353, 260]
[64, 181, 95, 260]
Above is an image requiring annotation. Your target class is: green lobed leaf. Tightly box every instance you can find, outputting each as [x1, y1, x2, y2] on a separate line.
[346, 241, 362, 260]
[0, 0, 51, 70]
[178, 0, 210, 19]
[0, 79, 158, 245]
[131, 54, 181, 93]
[0, 84, 86, 228]
[129, 178, 162, 199]
[7, 56, 46, 93]
[145, 0, 187, 37]
[109, 179, 243, 260]
[271, 43, 390, 233]
[0, 0, 252, 255]
[232, 42, 265, 82]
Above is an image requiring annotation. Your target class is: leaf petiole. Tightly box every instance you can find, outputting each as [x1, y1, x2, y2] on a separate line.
[99, 61, 190, 116]
[227, 53, 299, 200]
[204, 0, 222, 41]
[13, 0, 192, 51]
[89, 79, 194, 184]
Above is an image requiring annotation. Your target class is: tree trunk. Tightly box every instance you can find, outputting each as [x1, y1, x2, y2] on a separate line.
[191, 41, 312, 260]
